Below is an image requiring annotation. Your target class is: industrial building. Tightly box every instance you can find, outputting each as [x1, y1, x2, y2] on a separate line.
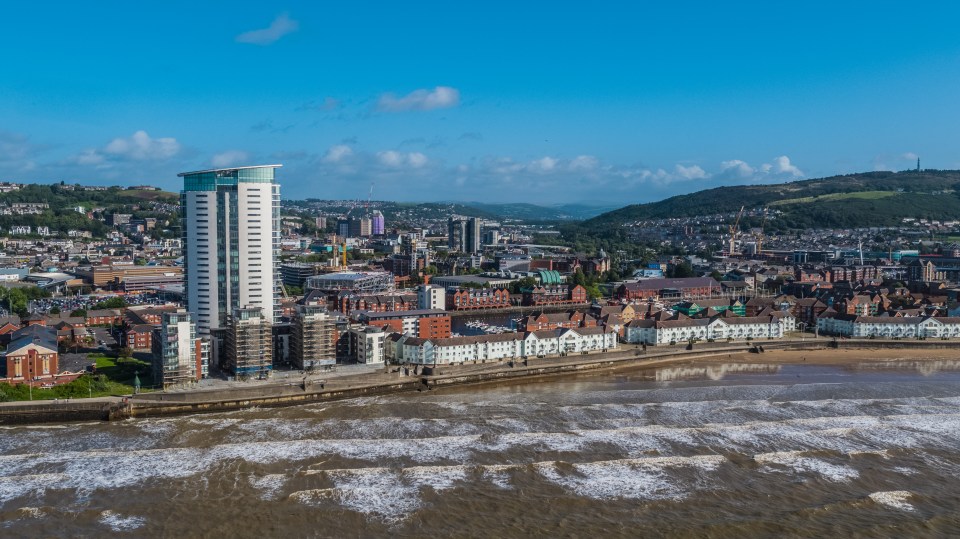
[305, 271, 394, 294]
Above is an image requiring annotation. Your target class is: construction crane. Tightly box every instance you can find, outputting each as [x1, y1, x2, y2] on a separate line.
[757, 208, 768, 255]
[728, 205, 745, 256]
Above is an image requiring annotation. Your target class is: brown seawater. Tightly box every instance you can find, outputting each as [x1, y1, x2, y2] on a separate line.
[2, 360, 960, 538]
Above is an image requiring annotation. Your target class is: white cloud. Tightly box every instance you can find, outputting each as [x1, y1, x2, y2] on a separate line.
[901, 152, 919, 161]
[674, 164, 708, 180]
[376, 150, 403, 167]
[322, 144, 354, 163]
[716, 155, 803, 182]
[212, 150, 249, 168]
[283, 146, 810, 204]
[103, 130, 180, 160]
[531, 156, 558, 172]
[570, 155, 599, 171]
[376, 150, 428, 168]
[718, 159, 755, 179]
[377, 86, 460, 112]
[75, 149, 105, 166]
[766, 155, 803, 177]
[407, 152, 428, 168]
[236, 13, 299, 45]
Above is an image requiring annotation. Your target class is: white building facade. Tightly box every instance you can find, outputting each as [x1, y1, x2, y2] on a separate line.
[817, 314, 960, 338]
[180, 165, 281, 334]
[417, 284, 445, 310]
[625, 315, 787, 345]
[387, 327, 618, 365]
[151, 309, 206, 388]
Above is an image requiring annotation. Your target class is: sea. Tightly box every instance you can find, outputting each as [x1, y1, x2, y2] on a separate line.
[3, 358, 960, 537]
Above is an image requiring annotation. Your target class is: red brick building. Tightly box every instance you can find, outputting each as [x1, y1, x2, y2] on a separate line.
[354, 309, 452, 339]
[518, 310, 598, 332]
[126, 324, 154, 350]
[2, 326, 60, 386]
[85, 309, 122, 326]
[447, 288, 511, 310]
[338, 293, 417, 315]
[616, 277, 719, 301]
[522, 284, 588, 307]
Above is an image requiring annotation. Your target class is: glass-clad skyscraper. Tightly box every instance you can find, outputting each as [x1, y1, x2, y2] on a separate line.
[179, 165, 281, 334]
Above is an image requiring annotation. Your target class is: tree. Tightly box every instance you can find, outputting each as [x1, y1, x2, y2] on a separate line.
[285, 285, 303, 296]
[49, 306, 61, 315]
[92, 297, 128, 310]
[509, 276, 538, 294]
[584, 283, 603, 300]
[6, 288, 28, 317]
[572, 268, 587, 287]
[70, 308, 88, 318]
[668, 261, 694, 278]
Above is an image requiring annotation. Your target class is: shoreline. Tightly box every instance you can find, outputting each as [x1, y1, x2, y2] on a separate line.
[2, 339, 960, 425]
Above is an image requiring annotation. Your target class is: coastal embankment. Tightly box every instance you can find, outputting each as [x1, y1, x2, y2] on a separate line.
[2, 338, 959, 425]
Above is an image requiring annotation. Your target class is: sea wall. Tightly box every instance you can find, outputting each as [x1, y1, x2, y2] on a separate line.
[0, 399, 128, 425]
[3, 338, 958, 425]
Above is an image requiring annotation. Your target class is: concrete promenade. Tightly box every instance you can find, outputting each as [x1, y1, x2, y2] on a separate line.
[1, 337, 957, 424]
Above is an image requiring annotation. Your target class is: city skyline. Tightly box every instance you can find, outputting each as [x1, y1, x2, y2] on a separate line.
[3, 2, 960, 204]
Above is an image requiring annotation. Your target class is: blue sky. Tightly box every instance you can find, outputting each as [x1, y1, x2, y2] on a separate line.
[3, 2, 960, 204]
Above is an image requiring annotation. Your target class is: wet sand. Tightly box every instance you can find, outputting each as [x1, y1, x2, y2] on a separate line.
[718, 346, 960, 366]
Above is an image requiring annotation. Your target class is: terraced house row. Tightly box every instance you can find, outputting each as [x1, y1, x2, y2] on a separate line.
[623, 312, 795, 345]
[386, 326, 618, 365]
[816, 314, 960, 338]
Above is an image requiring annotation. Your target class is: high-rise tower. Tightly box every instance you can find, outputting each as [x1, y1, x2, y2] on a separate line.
[179, 165, 281, 334]
[371, 210, 385, 235]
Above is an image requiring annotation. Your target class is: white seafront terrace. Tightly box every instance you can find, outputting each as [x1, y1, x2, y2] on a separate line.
[623, 313, 795, 345]
[386, 326, 619, 365]
[817, 314, 960, 339]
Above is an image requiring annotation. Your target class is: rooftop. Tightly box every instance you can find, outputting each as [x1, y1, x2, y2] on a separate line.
[177, 164, 282, 177]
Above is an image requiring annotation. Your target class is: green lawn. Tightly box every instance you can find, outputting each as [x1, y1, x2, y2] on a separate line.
[0, 354, 154, 402]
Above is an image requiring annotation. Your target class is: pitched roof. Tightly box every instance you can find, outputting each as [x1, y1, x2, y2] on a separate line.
[621, 277, 719, 291]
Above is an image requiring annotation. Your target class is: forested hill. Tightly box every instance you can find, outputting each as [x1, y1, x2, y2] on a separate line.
[585, 170, 960, 229]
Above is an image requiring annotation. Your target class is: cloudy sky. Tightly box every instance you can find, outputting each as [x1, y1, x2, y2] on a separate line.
[3, 2, 960, 204]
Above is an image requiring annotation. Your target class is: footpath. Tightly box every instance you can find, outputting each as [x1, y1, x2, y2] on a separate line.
[1, 337, 956, 425]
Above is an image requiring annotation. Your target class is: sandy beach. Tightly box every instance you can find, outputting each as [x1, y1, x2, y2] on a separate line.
[723, 347, 960, 366]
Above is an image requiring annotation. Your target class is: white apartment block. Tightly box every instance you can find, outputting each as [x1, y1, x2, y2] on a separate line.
[387, 327, 618, 365]
[625, 315, 788, 345]
[151, 309, 205, 388]
[817, 314, 960, 339]
[417, 284, 445, 310]
[179, 165, 281, 334]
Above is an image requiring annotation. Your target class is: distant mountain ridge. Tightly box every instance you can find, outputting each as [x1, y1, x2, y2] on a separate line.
[584, 170, 960, 229]
[284, 199, 615, 222]
[465, 202, 618, 221]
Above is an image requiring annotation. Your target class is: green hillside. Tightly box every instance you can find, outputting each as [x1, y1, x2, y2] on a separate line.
[466, 202, 617, 221]
[0, 184, 178, 238]
[585, 170, 960, 229]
